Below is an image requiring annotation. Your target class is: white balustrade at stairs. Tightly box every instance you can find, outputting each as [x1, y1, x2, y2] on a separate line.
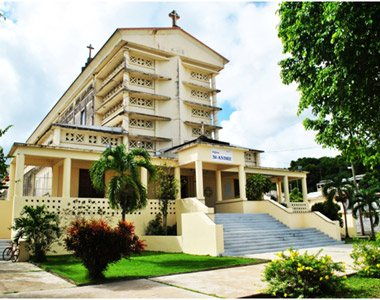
[214, 213, 344, 256]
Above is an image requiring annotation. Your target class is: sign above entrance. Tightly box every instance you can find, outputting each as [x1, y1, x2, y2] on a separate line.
[211, 148, 233, 163]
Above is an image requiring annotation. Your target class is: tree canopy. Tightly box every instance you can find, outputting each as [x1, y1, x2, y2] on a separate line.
[277, 2, 380, 167]
[90, 144, 156, 221]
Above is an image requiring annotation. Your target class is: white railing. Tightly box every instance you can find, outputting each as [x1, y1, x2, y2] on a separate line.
[61, 130, 122, 148]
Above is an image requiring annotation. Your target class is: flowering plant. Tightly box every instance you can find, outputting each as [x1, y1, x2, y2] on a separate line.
[263, 248, 348, 298]
[351, 232, 380, 278]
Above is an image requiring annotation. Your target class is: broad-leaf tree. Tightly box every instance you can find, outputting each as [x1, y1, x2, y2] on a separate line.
[353, 188, 380, 240]
[322, 176, 355, 238]
[246, 174, 272, 200]
[90, 144, 156, 221]
[277, 2, 380, 168]
[156, 165, 179, 235]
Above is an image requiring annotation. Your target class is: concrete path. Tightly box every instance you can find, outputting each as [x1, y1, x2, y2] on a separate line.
[0, 244, 355, 299]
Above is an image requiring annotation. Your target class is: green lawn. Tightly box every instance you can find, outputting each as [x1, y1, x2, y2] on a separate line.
[38, 251, 262, 285]
[344, 276, 380, 298]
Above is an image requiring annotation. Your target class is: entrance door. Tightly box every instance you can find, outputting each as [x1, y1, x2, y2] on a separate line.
[78, 169, 104, 198]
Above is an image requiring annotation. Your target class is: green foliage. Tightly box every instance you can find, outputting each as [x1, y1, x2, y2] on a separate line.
[0, 125, 13, 196]
[277, 2, 380, 168]
[64, 218, 145, 280]
[289, 187, 303, 202]
[246, 174, 272, 200]
[289, 155, 365, 192]
[353, 188, 380, 240]
[351, 233, 380, 278]
[90, 144, 156, 221]
[11, 205, 61, 262]
[263, 248, 348, 298]
[323, 176, 355, 238]
[156, 165, 178, 235]
[145, 213, 177, 236]
[311, 201, 343, 227]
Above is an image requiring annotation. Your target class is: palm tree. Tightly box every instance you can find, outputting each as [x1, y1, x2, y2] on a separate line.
[322, 176, 355, 239]
[90, 144, 156, 221]
[352, 188, 380, 240]
[12, 205, 61, 262]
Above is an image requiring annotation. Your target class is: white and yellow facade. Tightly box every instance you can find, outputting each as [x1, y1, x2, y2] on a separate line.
[0, 25, 342, 256]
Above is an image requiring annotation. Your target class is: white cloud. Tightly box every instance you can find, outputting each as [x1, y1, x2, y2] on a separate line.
[0, 1, 340, 167]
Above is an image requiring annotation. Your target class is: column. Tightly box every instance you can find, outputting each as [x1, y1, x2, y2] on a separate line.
[238, 165, 247, 200]
[283, 176, 290, 203]
[195, 160, 204, 201]
[174, 167, 181, 200]
[211, 74, 219, 140]
[140, 167, 148, 189]
[52, 164, 60, 197]
[14, 153, 25, 197]
[216, 170, 222, 201]
[62, 158, 71, 198]
[276, 179, 283, 203]
[301, 177, 308, 202]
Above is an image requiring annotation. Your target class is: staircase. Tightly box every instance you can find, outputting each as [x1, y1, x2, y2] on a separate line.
[0, 239, 11, 261]
[215, 213, 344, 256]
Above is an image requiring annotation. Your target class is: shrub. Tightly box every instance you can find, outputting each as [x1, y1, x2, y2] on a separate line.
[246, 174, 272, 200]
[12, 205, 61, 262]
[263, 248, 348, 298]
[351, 232, 380, 277]
[145, 213, 177, 236]
[65, 218, 145, 280]
[311, 201, 343, 227]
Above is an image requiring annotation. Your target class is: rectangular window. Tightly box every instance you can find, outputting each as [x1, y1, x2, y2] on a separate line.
[80, 110, 86, 125]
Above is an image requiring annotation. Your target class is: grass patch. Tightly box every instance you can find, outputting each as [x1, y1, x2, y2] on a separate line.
[344, 275, 380, 298]
[38, 251, 262, 285]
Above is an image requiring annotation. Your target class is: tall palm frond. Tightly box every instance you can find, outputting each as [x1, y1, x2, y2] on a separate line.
[353, 188, 380, 240]
[90, 144, 156, 221]
[322, 175, 355, 238]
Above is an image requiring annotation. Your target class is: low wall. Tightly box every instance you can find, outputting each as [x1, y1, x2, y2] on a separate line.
[0, 200, 12, 239]
[142, 236, 183, 252]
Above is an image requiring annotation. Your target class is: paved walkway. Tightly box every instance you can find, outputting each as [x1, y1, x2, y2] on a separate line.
[0, 244, 355, 299]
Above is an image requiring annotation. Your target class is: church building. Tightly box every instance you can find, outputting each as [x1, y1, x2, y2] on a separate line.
[0, 12, 342, 257]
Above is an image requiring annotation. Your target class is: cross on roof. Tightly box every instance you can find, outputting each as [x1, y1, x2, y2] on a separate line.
[87, 44, 94, 60]
[169, 10, 180, 27]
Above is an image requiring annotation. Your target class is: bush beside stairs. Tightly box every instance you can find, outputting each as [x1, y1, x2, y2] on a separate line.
[215, 213, 344, 256]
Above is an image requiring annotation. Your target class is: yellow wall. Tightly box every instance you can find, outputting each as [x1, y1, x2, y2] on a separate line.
[0, 200, 12, 238]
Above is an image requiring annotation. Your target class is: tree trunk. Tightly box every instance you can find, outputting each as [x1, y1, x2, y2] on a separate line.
[369, 215, 375, 240]
[343, 204, 350, 239]
[163, 212, 168, 235]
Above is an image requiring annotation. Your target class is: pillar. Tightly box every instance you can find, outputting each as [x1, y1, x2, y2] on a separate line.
[238, 165, 247, 200]
[14, 153, 25, 197]
[175, 167, 181, 200]
[62, 158, 71, 198]
[283, 176, 290, 203]
[276, 179, 283, 202]
[216, 170, 222, 201]
[302, 177, 308, 202]
[52, 164, 59, 197]
[195, 160, 204, 201]
[140, 167, 148, 189]
[211, 74, 219, 140]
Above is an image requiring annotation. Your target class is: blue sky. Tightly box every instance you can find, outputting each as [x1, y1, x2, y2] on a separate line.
[0, 1, 340, 168]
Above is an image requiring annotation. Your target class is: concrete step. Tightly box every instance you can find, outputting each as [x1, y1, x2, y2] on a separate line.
[215, 213, 343, 256]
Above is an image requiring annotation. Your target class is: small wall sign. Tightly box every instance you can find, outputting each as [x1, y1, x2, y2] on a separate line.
[211, 148, 233, 163]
